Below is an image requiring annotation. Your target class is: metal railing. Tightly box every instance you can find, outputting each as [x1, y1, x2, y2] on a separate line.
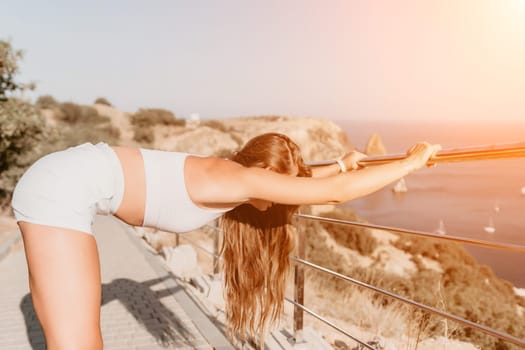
[308, 140, 525, 168]
[291, 215, 525, 349]
[169, 141, 525, 349]
[174, 222, 221, 275]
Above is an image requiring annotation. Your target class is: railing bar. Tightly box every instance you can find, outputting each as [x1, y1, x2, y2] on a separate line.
[295, 213, 525, 254]
[293, 218, 306, 340]
[291, 256, 525, 347]
[213, 221, 220, 275]
[214, 214, 525, 254]
[175, 234, 221, 259]
[173, 217, 525, 345]
[173, 233, 374, 348]
[284, 298, 377, 350]
[361, 147, 525, 165]
[306, 141, 525, 167]
[170, 228, 525, 346]
[204, 223, 221, 232]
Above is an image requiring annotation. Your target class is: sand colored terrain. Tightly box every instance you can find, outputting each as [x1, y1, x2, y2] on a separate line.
[92, 104, 137, 146]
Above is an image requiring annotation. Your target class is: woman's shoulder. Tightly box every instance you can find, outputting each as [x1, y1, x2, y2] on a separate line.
[186, 155, 244, 174]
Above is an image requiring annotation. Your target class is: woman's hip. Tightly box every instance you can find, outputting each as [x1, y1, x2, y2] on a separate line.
[11, 142, 124, 234]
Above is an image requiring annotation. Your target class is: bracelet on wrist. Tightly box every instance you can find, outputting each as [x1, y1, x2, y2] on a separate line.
[336, 159, 348, 173]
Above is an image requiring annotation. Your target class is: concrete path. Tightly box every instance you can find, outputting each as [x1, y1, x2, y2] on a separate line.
[0, 215, 233, 350]
[0, 216, 20, 261]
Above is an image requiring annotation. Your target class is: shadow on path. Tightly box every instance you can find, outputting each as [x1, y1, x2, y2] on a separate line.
[20, 275, 194, 349]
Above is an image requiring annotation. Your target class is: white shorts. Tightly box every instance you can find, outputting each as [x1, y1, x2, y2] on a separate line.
[11, 142, 124, 235]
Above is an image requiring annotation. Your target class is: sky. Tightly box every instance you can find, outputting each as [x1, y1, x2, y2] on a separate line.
[3, 0, 525, 122]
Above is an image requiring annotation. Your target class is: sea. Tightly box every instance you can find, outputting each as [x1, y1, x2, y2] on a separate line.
[331, 119, 525, 287]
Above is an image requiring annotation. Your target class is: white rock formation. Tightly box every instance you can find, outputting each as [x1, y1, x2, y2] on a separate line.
[162, 245, 201, 279]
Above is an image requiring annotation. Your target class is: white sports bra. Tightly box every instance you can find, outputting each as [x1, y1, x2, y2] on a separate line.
[140, 149, 231, 233]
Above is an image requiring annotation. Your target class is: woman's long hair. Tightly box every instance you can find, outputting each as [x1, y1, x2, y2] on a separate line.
[220, 133, 311, 339]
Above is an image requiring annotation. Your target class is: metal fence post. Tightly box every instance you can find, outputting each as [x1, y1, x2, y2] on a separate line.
[293, 220, 305, 342]
[213, 220, 220, 275]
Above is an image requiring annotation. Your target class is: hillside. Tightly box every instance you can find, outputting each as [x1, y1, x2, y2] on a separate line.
[88, 104, 353, 161]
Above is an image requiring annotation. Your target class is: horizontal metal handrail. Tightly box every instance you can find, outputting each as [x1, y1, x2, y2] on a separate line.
[174, 224, 525, 350]
[167, 145, 525, 349]
[295, 213, 525, 253]
[306, 141, 525, 167]
[174, 233, 220, 259]
[169, 218, 525, 347]
[290, 256, 525, 347]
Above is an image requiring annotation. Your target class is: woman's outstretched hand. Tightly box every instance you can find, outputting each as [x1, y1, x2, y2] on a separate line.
[404, 142, 442, 171]
[340, 150, 368, 171]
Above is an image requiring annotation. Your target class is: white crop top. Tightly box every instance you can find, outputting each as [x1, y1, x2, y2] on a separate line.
[140, 149, 231, 233]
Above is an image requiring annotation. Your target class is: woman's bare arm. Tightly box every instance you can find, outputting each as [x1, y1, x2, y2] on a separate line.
[238, 157, 413, 204]
[310, 162, 341, 178]
[186, 142, 440, 207]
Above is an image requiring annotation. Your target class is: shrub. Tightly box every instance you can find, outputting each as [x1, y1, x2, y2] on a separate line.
[130, 108, 185, 127]
[35, 95, 59, 109]
[0, 99, 48, 203]
[56, 102, 109, 124]
[392, 235, 525, 349]
[0, 41, 45, 204]
[48, 102, 120, 147]
[94, 97, 112, 107]
[319, 208, 378, 255]
[49, 123, 120, 150]
[1, 40, 24, 101]
[133, 127, 154, 144]
[130, 108, 185, 145]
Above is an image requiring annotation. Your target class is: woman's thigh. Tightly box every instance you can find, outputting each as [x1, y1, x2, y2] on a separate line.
[19, 221, 103, 350]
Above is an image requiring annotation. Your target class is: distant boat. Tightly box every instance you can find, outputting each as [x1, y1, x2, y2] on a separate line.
[392, 177, 408, 193]
[434, 219, 446, 235]
[484, 216, 496, 234]
[521, 187, 525, 196]
[493, 201, 500, 213]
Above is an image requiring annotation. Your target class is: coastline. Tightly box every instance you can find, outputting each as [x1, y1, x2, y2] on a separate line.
[336, 119, 525, 288]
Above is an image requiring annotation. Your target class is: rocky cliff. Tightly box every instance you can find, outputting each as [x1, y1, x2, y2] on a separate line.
[93, 105, 353, 161]
[157, 116, 353, 161]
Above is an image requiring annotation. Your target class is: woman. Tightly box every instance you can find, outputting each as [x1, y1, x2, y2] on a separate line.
[11, 132, 440, 349]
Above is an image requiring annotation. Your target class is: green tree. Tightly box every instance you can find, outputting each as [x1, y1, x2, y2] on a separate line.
[0, 40, 33, 101]
[0, 40, 47, 205]
[0, 99, 47, 202]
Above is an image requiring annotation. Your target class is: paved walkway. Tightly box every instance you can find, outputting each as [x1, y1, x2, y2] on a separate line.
[0, 215, 233, 350]
[0, 216, 20, 261]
